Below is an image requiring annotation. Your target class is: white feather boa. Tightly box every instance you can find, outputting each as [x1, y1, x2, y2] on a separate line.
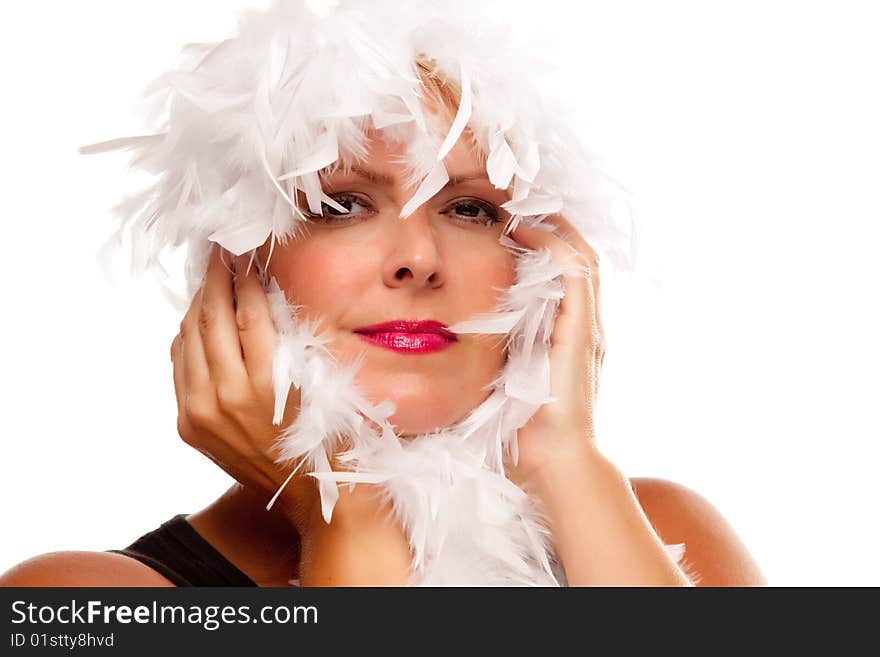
[79, 0, 686, 585]
[265, 231, 574, 586]
[261, 229, 685, 586]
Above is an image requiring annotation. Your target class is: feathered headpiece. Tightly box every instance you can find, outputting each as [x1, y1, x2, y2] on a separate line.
[81, 0, 683, 585]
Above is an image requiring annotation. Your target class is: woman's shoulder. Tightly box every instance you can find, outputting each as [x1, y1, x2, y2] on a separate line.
[628, 476, 768, 586]
[629, 476, 702, 505]
[0, 551, 177, 587]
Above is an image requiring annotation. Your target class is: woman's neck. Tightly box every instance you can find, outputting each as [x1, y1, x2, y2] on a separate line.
[186, 483, 301, 587]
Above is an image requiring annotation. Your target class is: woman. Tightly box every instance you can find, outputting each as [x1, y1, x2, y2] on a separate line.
[1, 0, 765, 586]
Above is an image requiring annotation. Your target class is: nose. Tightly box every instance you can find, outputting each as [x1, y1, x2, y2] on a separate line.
[382, 208, 445, 289]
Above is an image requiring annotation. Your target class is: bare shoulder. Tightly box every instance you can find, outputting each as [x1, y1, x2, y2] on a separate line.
[629, 477, 768, 586]
[0, 551, 176, 587]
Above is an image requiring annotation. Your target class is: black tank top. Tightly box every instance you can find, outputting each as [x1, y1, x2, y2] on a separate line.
[107, 514, 257, 586]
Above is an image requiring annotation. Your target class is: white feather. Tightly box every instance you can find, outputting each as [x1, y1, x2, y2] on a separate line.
[276, 127, 339, 181]
[436, 64, 472, 160]
[486, 132, 517, 190]
[399, 160, 449, 219]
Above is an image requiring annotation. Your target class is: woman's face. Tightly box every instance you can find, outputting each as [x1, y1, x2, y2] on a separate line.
[257, 128, 516, 436]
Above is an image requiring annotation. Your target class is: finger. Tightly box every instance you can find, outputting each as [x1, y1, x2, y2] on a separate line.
[175, 321, 245, 474]
[180, 286, 212, 395]
[171, 332, 186, 415]
[545, 215, 600, 267]
[232, 252, 279, 391]
[200, 243, 248, 384]
[539, 217, 605, 402]
[540, 215, 605, 352]
[508, 221, 598, 355]
[171, 332, 195, 438]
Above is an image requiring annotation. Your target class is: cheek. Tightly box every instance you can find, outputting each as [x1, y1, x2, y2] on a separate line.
[270, 241, 372, 311]
[461, 251, 517, 311]
[461, 250, 516, 363]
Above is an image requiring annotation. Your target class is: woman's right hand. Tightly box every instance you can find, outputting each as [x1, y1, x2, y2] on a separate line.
[171, 243, 316, 526]
[170, 244, 413, 584]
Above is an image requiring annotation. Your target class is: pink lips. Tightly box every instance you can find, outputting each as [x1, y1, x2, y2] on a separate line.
[353, 320, 458, 354]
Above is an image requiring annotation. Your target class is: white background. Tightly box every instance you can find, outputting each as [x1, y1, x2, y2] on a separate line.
[1, 0, 877, 585]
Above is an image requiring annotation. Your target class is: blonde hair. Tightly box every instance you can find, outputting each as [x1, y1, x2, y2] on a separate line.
[416, 57, 462, 114]
[414, 56, 485, 165]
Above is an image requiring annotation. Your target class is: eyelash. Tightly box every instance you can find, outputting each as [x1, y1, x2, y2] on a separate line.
[303, 193, 372, 222]
[303, 193, 502, 226]
[440, 198, 502, 226]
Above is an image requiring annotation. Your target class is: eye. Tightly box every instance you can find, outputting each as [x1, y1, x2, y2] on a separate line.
[441, 197, 502, 226]
[304, 193, 373, 222]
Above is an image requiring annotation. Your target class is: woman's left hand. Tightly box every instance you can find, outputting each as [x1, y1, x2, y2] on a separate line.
[503, 216, 606, 490]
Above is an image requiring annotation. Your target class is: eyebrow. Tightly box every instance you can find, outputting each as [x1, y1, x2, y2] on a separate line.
[324, 166, 489, 188]
[347, 166, 396, 186]
[447, 172, 489, 187]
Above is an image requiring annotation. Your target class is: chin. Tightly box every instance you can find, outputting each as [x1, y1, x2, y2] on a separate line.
[384, 388, 499, 438]
[383, 401, 458, 437]
[356, 368, 496, 437]
[362, 384, 467, 437]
